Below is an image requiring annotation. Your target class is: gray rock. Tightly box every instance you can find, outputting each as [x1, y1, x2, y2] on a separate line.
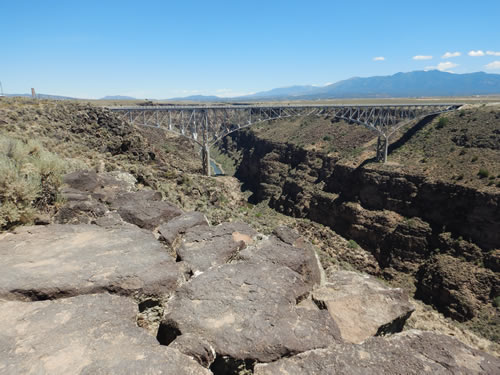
[177, 222, 256, 273]
[63, 170, 136, 203]
[158, 211, 209, 248]
[312, 271, 414, 343]
[0, 224, 180, 300]
[55, 198, 108, 224]
[158, 261, 341, 363]
[169, 333, 216, 368]
[239, 236, 322, 287]
[254, 330, 500, 375]
[113, 191, 183, 230]
[0, 294, 211, 375]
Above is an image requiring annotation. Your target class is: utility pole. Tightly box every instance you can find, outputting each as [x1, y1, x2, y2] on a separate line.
[0, 81, 4, 97]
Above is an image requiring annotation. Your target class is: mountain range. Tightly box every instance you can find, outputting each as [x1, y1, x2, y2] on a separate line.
[236, 70, 500, 100]
[4, 71, 500, 101]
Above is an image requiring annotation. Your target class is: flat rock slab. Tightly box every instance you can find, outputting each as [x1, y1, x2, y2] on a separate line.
[159, 261, 341, 363]
[254, 330, 500, 374]
[177, 222, 257, 273]
[312, 271, 414, 343]
[158, 211, 209, 248]
[239, 236, 322, 287]
[0, 224, 180, 300]
[0, 294, 211, 375]
[114, 191, 183, 230]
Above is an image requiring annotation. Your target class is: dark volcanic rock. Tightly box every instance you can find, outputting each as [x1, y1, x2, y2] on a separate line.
[177, 222, 256, 273]
[158, 211, 209, 248]
[113, 191, 183, 230]
[254, 330, 500, 375]
[0, 224, 180, 300]
[416, 254, 498, 321]
[158, 262, 341, 363]
[0, 294, 211, 375]
[170, 333, 216, 368]
[239, 235, 323, 287]
[312, 271, 414, 343]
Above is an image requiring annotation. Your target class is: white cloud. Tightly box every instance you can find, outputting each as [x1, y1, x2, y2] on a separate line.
[425, 62, 458, 72]
[486, 51, 500, 56]
[373, 56, 385, 61]
[485, 61, 500, 70]
[442, 51, 461, 59]
[413, 55, 433, 60]
[468, 50, 485, 56]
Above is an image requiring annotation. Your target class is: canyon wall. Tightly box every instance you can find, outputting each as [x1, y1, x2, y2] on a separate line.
[220, 130, 499, 322]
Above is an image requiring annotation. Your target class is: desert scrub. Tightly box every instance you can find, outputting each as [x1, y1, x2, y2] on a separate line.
[0, 136, 78, 229]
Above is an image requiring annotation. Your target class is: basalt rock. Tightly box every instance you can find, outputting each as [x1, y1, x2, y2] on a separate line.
[0, 224, 180, 300]
[158, 261, 341, 363]
[254, 330, 500, 375]
[0, 294, 211, 375]
[312, 271, 414, 343]
[176, 221, 256, 273]
[158, 211, 209, 248]
[416, 254, 498, 321]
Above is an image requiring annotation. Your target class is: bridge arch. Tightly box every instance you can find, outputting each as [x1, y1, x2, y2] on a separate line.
[110, 104, 460, 175]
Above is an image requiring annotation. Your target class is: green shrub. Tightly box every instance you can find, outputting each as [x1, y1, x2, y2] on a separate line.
[322, 135, 332, 142]
[436, 117, 449, 129]
[347, 239, 359, 249]
[494, 296, 500, 308]
[478, 168, 490, 179]
[0, 136, 69, 229]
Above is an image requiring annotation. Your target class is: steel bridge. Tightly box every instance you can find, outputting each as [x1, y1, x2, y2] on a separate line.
[109, 104, 461, 175]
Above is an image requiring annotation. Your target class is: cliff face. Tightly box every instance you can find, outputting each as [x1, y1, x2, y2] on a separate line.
[220, 130, 499, 324]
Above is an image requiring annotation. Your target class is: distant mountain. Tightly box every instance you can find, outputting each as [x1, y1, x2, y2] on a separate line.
[301, 71, 500, 99]
[99, 95, 137, 100]
[169, 70, 500, 101]
[167, 95, 227, 101]
[240, 85, 320, 99]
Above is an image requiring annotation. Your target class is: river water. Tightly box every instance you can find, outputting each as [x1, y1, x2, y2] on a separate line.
[210, 160, 223, 175]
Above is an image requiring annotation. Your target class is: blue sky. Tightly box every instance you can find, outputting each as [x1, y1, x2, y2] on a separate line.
[1, 0, 499, 98]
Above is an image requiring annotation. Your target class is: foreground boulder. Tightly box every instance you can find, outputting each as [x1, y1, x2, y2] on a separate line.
[176, 222, 257, 273]
[0, 224, 180, 300]
[254, 330, 500, 374]
[0, 294, 211, 375]
[239, 234, 323, 287]
[158, 261, 341, 363]
[312, 270, 414, 343]
[111, 190, 183, 230]
[158, 211, 209, 248]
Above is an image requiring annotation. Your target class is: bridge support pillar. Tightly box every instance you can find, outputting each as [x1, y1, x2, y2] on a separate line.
[202, 143, 211, 176]
[376, 135, 388, 163]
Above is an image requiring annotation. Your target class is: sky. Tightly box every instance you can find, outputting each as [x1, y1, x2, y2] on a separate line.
[1, 0, 499, 99]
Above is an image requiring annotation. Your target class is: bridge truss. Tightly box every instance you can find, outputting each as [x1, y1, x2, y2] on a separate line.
[110, 104, 460, 175]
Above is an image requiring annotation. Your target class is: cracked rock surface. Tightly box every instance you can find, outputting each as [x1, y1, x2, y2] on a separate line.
[0, 294, 211, 375]
[0, 224, 180, 300]
[312, 270, 415, 343]
[158, 261, 341, 363]
[254, 330, 500, 375]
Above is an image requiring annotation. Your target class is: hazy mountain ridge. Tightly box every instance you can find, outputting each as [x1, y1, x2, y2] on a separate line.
[175, 71, 500, 101]
[4, 71, 500, 102]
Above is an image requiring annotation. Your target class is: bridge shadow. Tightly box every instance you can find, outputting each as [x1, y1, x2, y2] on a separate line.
[388, 114, 438, 155]
[357, 114, 438, 170]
